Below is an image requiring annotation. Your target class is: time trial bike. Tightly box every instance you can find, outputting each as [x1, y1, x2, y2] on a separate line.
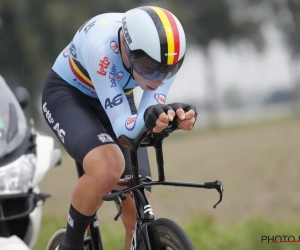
[46, 122, 224, 250]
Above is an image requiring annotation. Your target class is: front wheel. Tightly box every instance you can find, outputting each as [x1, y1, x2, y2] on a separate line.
[147, 218, 195, 250]
[45, 227, 66, 250]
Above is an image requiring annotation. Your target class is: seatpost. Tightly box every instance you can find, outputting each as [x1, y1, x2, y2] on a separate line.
[129, 145, 140, 186]
[119, 126, 150, 186]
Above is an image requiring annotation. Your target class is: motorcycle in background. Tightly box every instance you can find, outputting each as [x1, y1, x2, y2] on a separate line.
[0, 75, 62, 249]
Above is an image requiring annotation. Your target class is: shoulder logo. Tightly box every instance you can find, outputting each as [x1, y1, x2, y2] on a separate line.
[154, 94, 166, 104]
[125, 114, 137, 131]
[63, 47, 69, 57]
[110, 41, 119, 54]
[70, 43, 77, 58]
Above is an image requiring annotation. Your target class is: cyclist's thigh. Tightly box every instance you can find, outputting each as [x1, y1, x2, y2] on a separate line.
[41, 70, 116, 164]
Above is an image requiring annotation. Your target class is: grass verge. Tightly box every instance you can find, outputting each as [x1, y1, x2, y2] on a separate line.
[34, 215, 300, 250]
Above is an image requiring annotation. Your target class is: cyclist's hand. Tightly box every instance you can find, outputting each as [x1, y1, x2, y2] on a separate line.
[144, 104, 175, 133]
[167, 103, 197, 131]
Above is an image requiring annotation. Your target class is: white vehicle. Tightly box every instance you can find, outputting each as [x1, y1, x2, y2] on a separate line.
[0, 75, 61, 249]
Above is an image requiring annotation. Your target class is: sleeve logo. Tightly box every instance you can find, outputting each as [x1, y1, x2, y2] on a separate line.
[110, 41, 119, 54]
[97, 57, 110, 76]
[105, 93, 123, 109]
[116, 71, 124, 81]
[125, 114, 138, 131]
[97, 133, 114, 143]
[154, 94, 166, 104]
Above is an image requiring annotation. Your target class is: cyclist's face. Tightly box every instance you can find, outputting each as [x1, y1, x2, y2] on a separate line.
[133, 70, 164, 91]
[119, 30, 164, 91]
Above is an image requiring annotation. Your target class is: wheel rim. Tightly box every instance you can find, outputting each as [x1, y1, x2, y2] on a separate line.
[153, 226, 186, 250]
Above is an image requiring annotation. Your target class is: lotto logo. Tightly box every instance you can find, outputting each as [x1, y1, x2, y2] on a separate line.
[97, 57, 110, 76]
[42, 102, 54, 124]
[125, 114, 137, 131]
[154, 94, 166, 104]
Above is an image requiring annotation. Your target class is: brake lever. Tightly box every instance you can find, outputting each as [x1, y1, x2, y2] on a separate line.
[114, 195, 123, 221]
[102, 192, 126, 221]
[213, 180, 224, 209]
[203, 180, 224, 209]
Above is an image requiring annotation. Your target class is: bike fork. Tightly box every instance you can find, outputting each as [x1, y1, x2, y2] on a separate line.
[130, 187, 155, 250]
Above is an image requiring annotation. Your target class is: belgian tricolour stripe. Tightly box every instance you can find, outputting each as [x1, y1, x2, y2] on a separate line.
[68, 56, 133, 96]
[69, 56, 95, 89]
[141, 6, 180, 65]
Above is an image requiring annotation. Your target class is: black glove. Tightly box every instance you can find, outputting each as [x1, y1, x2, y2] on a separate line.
[143, 104, 173, 130]
[167, 102, 198, 123]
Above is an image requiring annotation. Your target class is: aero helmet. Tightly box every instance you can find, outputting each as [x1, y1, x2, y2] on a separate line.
[122, 6, 186, 81]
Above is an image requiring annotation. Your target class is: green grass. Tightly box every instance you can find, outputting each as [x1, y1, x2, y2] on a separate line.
[34, 216, 300, 250]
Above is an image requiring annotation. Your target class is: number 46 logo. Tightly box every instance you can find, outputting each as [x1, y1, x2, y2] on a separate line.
[105, 93, 123, 109]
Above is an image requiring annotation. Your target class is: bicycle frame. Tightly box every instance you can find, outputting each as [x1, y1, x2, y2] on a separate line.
[76, 124, 224, 250]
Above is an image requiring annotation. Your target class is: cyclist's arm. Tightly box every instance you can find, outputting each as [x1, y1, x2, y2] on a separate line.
[137, 77, 175, 113]
[81, 39, 147, 139]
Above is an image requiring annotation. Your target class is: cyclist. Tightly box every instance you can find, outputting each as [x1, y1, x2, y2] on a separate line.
[42, 6, 197, 250]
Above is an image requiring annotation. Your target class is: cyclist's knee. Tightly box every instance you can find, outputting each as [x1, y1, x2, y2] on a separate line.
[83, 144, 125, 188]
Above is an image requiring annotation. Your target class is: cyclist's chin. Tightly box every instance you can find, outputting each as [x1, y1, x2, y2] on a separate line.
[137, 82, 157, 91]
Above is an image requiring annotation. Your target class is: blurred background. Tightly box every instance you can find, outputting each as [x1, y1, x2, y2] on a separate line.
[1, 0, 300, 249]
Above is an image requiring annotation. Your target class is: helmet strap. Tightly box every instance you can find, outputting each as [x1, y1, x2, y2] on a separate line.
[129, 66, 135, 80]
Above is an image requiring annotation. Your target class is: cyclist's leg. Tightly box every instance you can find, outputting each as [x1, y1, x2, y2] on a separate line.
[42, 70, 125, 250]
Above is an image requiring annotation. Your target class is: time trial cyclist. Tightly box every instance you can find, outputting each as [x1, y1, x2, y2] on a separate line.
[41, 6, 197, 250]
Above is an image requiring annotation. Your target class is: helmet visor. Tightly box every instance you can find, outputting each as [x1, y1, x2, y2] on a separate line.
[125, 43, 184, 81]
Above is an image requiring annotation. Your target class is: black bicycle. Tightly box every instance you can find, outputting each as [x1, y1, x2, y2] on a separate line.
[46, 122, 224, 250]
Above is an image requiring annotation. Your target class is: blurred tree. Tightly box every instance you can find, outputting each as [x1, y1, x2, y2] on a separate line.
[0, 0, 143, 128]
[222, 86, 244, 109]
[267, 0, 300, 114]
[0, 0, 266, 129]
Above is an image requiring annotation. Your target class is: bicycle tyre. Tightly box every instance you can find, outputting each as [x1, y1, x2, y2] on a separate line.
[146, 218, 195, 250]
[45, 227, 66, 250]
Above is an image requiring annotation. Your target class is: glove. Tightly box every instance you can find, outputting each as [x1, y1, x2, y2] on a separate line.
[143, 104, 173, 130]
[167, 103, 198, 121]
